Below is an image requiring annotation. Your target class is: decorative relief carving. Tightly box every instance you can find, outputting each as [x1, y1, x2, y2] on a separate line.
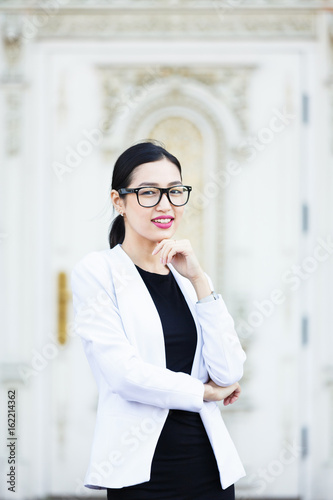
[322, 365, 333, 463]
[326, 15, 333, 155]
[97, 65, 254, 136]
[2, 33, 22, 78]
[4, 88, 23, 155]
[1, 16, 25, 156]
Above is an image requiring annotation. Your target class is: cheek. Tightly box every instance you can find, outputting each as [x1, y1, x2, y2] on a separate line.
[136, 209, 153, 228]
[176, 208, 185, 219]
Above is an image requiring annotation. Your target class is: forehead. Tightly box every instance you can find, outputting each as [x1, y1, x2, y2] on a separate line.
[131, 158, 181, 184]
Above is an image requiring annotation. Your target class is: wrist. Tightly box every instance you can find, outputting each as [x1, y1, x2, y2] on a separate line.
[203, 383, 214, 401]
[191, 272, 212, 302]
[190, 269, 206, 284]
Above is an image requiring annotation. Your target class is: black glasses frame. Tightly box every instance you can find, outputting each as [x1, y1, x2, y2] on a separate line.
[117, 185, 192, 207]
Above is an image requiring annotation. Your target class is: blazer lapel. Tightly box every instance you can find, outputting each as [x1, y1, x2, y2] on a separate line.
[108, 244, 166, 367]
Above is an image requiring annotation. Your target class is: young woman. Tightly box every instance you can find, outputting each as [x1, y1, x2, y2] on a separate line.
[71, 141, 246, 500]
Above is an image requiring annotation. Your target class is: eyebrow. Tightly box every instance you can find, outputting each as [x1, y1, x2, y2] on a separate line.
[137, 181, 182, 187]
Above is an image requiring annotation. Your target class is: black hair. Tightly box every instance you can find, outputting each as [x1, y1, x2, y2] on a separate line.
[109, 140, 182, 248]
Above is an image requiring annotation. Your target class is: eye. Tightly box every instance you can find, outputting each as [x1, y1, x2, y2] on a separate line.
[140, 189, 157, 196]
[170, 187, 183, 195]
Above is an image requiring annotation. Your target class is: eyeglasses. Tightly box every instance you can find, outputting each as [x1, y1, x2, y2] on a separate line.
[117, 185, 192, 208]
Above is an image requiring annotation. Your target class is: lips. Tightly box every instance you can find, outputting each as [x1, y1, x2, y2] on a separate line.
[151, 217, 174, 229]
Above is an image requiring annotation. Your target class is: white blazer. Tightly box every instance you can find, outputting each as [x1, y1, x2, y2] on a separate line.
[70, 243, 246, 491]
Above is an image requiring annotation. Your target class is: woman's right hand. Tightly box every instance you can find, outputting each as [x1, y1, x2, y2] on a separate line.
[203, 379, 241, 406]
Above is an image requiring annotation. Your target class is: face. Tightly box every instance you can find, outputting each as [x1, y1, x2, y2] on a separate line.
[111, 158, 186, 245]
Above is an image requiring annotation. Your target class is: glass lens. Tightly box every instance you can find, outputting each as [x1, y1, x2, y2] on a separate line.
[168, 186, 189, 206]
[138, 188, 161, 207]
[138, 186, 189, 207]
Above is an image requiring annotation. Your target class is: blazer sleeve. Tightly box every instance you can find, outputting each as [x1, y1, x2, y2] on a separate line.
[70, 252, 205, 412]
[195, 272, 246, 386]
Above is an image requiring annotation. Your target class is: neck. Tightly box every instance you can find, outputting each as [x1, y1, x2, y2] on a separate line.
[120, 237, 169, 274]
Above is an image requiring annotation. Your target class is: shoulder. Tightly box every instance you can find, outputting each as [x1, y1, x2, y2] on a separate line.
[70, 249, 122, 304]
[70, 249, 119, 289]
[72, 249, 108, 274]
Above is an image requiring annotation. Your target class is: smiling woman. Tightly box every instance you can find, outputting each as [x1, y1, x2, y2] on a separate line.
[71, 140, 246, 499]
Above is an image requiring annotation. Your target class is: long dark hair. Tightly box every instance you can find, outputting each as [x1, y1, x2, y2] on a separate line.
[109, 140, 182, 249]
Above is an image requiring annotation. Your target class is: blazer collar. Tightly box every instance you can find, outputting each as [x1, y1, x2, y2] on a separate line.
[113, 242, 197, 302]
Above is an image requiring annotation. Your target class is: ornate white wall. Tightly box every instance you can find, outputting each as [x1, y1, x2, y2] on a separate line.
[0, 1, 333, 499]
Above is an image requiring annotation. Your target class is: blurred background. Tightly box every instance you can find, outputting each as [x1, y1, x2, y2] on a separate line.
[0, 1, 332, 499]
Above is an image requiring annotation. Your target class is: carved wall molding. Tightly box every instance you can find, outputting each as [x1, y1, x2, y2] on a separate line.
[1, 16, 26, 156]
[9, 11, 317, 40]
[0, 0, 328, 9]
[3, 86, 24, 156]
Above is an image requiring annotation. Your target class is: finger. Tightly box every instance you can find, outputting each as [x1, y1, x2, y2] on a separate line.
[160, 242, 179, 263]
[163, 247, 179, 264]
[225, 390, 239, 405]
[151, 239, 171, 255]
[229, 392, 239, 404]
[155, 240, 175, 257]
[223, 392, 232, 404]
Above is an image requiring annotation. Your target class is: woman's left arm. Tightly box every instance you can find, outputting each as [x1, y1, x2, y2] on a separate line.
[153, 238, 246, 387]
[194, 270, 246, 386]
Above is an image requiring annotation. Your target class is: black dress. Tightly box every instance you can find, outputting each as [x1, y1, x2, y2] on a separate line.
[107, 266, 235, 500]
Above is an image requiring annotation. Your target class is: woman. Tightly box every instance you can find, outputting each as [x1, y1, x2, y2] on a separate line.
[71, 141, 246, 500]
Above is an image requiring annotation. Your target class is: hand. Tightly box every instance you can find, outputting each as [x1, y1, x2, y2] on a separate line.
[222, 384, 241, 406]
[152, 238, 203, 281]
[203, 379, 241, 406]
